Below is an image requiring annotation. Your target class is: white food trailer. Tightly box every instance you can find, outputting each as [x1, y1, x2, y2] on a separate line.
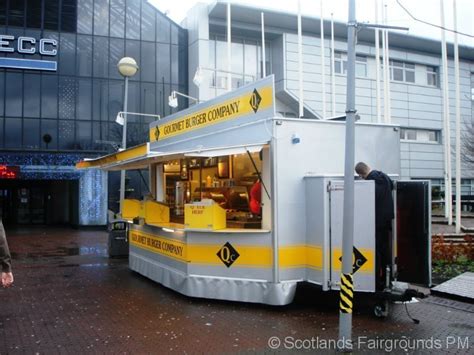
[77, 76, 430, 312]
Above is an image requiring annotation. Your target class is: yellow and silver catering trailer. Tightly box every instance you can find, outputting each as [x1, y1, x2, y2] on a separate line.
[77, 76, 430, 308]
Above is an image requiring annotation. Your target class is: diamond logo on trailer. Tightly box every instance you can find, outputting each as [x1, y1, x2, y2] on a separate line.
[217, 242, 240, 267]
[339, 246, 368, 274]
[154, 126, 160, 141]
[249, 89, 262, 113]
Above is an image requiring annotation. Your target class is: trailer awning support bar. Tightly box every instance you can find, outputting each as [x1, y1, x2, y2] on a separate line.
[246, 149, 271, 200]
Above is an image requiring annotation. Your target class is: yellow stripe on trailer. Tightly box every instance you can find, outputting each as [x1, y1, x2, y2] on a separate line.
[130, 230, 326, 270]
[278, 245, 323, 270]
[188, 244, 273, 267]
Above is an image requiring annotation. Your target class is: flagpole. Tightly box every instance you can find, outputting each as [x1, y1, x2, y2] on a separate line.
[453, 0, 461, 233]
[331, 13, 336, 117]
[320, 0, 326, 118]
[261, 12, 266, 78]
[298, 0, 304, 117]
[227, 1, 232, 91]
[374, 0, 381, 123]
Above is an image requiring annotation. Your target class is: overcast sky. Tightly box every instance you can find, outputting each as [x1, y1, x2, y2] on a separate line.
[148, 0, 473, 46]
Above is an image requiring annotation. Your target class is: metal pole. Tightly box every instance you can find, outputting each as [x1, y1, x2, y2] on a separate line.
[440, 5, 449, 219]
[374, 0, 381, 123]
[381, 1, 388, 123]
[298, 0, 304, 118]
[119, 76, 129, 215]
[338, 0, 356, 348]
[320, 0, 326, 119]
[384, 4, 391, 124]
[261, 12, 266, 78]
[440, 0, 452, 224]
[227, 1, 232, 91]
[331, 13, 336, 117]
[453, 0, 461, 233]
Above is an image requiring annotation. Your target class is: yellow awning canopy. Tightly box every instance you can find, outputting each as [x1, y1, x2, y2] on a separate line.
[76, 142, 268, 171]
[76, 143, 156, 171]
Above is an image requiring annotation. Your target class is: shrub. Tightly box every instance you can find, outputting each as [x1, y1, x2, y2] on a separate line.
[432, 235, 474, 262]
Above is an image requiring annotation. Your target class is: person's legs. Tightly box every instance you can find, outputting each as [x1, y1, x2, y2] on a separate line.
[375, 226, 390, 291]
[1, 220, 14, 287]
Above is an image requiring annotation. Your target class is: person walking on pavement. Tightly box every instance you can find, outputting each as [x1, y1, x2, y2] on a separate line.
[355, 162, 394, 291]
[0, 218, 14, 288]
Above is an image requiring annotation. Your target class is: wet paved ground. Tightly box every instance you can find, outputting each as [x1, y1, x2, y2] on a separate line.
[1, 226, 473, 354]
[432, 214, 474, 235]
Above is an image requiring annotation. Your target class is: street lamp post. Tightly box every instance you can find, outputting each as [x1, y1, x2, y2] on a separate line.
[338, 2, 408, 348]
[117, 57, 139, 216]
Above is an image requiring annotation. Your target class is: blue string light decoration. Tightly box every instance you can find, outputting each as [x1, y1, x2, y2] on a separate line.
[0, 152, 107, 225]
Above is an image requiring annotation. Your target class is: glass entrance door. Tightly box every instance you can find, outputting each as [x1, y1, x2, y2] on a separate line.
[16, 187, 46, 224]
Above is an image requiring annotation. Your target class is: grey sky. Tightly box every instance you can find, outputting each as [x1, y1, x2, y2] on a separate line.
[149, 0, 473, 47]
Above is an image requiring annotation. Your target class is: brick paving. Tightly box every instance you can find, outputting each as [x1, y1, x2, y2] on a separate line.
[0, 226, 473, 354]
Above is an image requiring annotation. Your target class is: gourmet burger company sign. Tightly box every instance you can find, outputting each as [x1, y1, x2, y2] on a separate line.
[0, 35, 58, 71]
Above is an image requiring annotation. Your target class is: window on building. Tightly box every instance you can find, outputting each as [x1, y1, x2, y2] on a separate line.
[5, 73, 23, 117]
[59, 33, 76, 76]
[24, 74, 41, 118]
[41, 74, 58, 118]
[244, 41, 258, 84]
[77, 35, 93, 76]
[334, 52, 344, 74]
[404, 63, 415, 82]
[77, 0, 93, 34]
[334, 51, 367, 77]
[110, 0, 125, 38]
[209, 35, 267, 90]
[126, 0, 140, 40]
[8, 0, 24, 27]
[23, 119, 40, 149]
[427, 66, 438, 87]
[44, 0, 59, 31]
[400, 128, 440, 143]
[141, 2, 156, 42]
[93, 37, 109, 78]
[156, 43, 170, 83]
[94, 0, 109, 36]
[5, 118, 22, 149]
[0, 0, 6, 26]
[461, 179, 474, 196]
[61, 0, 77, 32]
[26, 0, 41, 28]
[355, 55, 368, 77]
[388, 60, 415, 83]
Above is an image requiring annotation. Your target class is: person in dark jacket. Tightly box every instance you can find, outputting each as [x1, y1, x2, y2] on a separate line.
[355, 162, 394, 291]
[0, 220, 14, 288]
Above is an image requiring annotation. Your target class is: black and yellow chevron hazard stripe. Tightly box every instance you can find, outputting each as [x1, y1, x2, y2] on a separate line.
[339, 273, 354, 314]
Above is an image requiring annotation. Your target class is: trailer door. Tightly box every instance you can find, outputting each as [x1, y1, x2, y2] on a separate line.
[395, 180, 431, 286]
[329, 180, 376, 292]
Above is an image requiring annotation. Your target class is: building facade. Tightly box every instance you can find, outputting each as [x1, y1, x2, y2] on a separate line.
[183, 2, 474, 198]
[1, 0, 472, 226]
[0, 0, 187, 225]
